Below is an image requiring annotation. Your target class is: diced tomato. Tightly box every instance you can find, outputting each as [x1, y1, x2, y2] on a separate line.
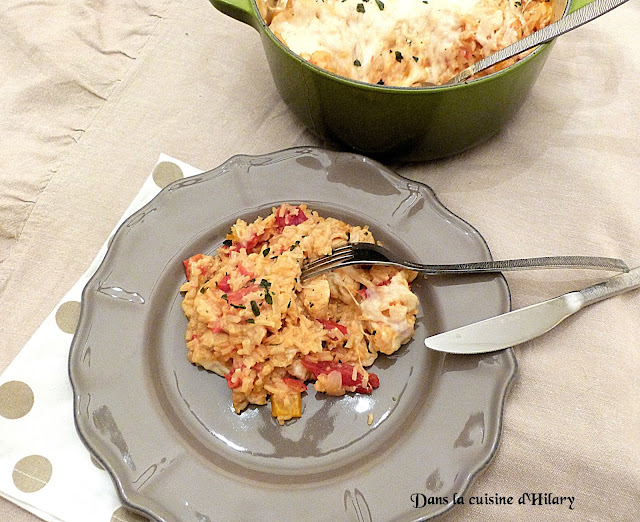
[230, 232, 267, 255]
[225, 372, 242, 389]
[301, 358, 379, 394]
[376, 278, 391, 286]
[207, 321, 223, 334]
[182, 254, 204, 279]
[275, 205, 308, 230]
[317, 319, 348, 336]
[283, 377, 307, 392]
[217, 274, 231, 292]
[227, 284, 259, 305]
[358, 287, 368, 298]
[189, 334, 199, 341]
[237, 263, 254, 278]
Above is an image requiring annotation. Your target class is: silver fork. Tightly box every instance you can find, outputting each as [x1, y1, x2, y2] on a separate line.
[300, 243, 629, 282]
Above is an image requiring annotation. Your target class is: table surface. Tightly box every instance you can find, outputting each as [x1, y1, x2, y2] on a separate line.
[1, 1, 639, 521]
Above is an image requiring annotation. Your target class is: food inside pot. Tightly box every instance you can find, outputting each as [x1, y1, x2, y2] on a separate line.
[258, 0, 555, 86]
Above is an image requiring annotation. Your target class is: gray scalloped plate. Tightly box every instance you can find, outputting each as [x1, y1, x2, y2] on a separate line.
[69, 147, 515, 522]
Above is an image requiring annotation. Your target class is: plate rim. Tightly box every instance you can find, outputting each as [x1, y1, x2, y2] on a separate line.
[68, 146, 516, 522]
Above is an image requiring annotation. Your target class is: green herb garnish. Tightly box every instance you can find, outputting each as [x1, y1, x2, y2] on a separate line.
[356, 3, 365, 12]
[251, 300, 260, 316]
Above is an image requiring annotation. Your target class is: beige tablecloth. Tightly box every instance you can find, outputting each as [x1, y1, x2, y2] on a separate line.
[1, 0, 639, 520]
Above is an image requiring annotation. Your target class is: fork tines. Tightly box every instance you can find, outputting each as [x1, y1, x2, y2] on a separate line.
[300, 244, 355, 281]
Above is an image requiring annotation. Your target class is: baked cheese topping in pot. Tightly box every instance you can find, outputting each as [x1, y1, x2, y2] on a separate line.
[261, 0, 554, 86]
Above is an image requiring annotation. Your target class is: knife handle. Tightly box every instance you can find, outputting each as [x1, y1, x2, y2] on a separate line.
[580, 266, 640, 306]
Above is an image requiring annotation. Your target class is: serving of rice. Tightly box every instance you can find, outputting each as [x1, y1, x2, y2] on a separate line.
[180, 204, 419, 424]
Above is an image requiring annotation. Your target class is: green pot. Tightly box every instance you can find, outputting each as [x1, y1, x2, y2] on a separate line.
[211, 0, 591, 161]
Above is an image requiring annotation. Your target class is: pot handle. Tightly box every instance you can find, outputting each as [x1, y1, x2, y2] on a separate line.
[210, 0, 261, 31]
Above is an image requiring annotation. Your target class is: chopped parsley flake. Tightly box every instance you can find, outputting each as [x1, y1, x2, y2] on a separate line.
[356, 3, 365, 12]
[262, 247, 270, 257]
[251, 300, 260, 316]
[395, 51, 403, 62]
[354, 59, 361, 67]
[375, 0, 384, 9]
[222, 239, 233, 247]
[259, 279, 271, 290]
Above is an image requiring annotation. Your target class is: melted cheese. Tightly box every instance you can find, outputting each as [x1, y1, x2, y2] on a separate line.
[360, 273, 418, 347]
[263, 0, 554, 86]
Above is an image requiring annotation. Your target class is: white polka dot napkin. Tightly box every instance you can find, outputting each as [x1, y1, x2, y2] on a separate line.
[0, 155, 203, 522]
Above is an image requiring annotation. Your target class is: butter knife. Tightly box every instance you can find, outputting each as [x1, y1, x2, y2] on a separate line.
[448, 0, 630, 84]
[424, 266, 640, 354]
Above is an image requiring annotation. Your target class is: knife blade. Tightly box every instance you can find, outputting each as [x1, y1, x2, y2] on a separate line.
[424, 266, 640, 354]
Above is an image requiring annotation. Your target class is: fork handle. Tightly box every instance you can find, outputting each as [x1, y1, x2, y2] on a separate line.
[406, 256, 629, 275]
[579, 266, 640, 306]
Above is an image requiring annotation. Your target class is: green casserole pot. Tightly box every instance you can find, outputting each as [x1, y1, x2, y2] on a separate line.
[211, 0, 593, 161]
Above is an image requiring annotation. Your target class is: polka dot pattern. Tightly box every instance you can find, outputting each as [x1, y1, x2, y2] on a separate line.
[12, 455, 52, 493]
[55, 300, 81, 334]
[1, 159, 199, 519]
[152, 162, 184, 189]
[0, 380, 34, 419]
[111, 506, 150, 522]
